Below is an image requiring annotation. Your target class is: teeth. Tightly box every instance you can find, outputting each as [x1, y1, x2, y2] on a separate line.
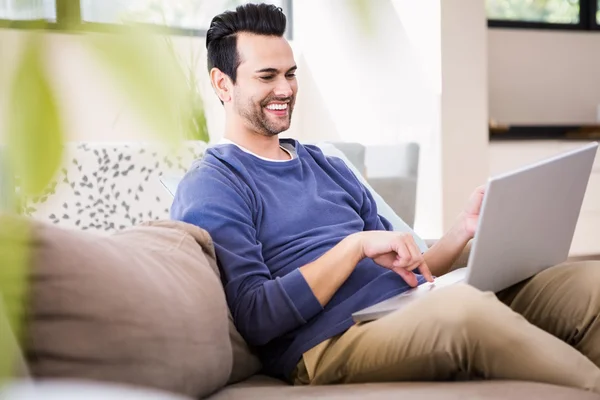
[266, 103, 288, 111]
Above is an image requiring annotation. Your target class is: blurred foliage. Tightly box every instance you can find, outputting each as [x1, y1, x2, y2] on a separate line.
[350, 0, 375, 35]
[87, 30, 195, 145]
[7, 33, 64, 198]
[486, 0, 580, 23]
[153, 3, 210, 142]
[163, 35, 210, 142]
[0, 214, 30, 381]
[102, 0, 210, 142]
[0, 0, 207, 382]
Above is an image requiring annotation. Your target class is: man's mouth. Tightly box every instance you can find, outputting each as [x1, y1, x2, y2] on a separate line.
[264, 102, 289, 117]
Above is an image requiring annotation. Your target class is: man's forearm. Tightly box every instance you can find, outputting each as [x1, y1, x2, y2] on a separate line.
[424, 215, 472, 277]
[298, 233, 364, 306]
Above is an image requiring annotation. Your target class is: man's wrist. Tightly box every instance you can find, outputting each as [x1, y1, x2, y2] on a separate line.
[346, 232, 366, 262]
[425, 214, 473, 277]
[453, 212, 474, 244]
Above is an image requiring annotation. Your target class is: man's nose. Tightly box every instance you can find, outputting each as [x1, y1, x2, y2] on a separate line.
[274, 79, 293, 98]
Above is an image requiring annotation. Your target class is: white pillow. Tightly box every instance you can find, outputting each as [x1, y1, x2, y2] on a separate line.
[160, 142, 428, 252]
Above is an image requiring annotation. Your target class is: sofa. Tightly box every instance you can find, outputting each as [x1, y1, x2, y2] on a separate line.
[1, 141, 598, 399]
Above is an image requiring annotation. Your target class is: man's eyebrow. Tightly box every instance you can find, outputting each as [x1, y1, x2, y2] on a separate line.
[255, 65, 298, 74]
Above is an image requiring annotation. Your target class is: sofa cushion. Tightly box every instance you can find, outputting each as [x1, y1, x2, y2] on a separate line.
[210, 375, 600, 400]
[145, 221, 261, 385]
[24, 216, 231, 398]
[227, 323, 262, 384]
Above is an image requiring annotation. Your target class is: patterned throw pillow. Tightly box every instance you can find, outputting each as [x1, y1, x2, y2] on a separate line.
[20, 141, 206, 235]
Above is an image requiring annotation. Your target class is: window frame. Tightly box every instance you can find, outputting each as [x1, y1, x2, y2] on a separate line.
[487, 0, 599, 31]
[0, 0, 294, 37]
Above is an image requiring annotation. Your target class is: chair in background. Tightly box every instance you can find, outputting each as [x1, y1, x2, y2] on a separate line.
[331, 142, 419, 228]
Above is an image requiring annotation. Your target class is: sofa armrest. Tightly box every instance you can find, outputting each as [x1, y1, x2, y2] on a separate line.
[368, 176, 417, 228]
[424, 239, 472, 273]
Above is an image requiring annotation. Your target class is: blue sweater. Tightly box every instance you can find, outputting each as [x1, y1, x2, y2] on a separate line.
[170, 139, 425, 380]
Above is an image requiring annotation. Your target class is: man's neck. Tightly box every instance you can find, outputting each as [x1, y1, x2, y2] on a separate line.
[224, 122, 290, 161]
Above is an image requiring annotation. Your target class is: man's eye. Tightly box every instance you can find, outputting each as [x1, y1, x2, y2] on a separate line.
[260, 76, 275, 81]
[286, 73, 296, 79]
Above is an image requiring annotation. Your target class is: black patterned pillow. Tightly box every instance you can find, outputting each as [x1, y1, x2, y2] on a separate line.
[21, 141, 206, 234]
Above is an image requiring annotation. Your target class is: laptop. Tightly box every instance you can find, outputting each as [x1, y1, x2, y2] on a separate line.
[352, 142, 599, 323]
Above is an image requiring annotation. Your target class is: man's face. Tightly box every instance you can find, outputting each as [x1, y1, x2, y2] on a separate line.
[231, 32, 298, 137]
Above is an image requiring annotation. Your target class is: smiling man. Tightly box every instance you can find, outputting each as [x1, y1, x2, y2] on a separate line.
[207, 8, 298, 160]
[170, 3, 600, 393]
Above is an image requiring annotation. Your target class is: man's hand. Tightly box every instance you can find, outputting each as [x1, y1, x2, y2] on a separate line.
[357, 231, 434, 287]
[460, 184, 486, 239]
[422, 184, 486, 278]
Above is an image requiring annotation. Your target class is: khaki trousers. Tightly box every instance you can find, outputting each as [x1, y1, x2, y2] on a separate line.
[292, 261, 600, 393]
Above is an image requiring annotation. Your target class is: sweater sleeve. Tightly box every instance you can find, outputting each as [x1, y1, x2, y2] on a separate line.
[170, 166, 323, 347]
[359, 182, 394, 231]
[326, 156, 394, 232]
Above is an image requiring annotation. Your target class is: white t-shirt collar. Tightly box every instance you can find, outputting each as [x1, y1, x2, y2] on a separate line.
[218, 138, 296, 162]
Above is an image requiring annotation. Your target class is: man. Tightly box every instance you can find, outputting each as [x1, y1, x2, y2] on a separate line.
[171, 3, 600, 392]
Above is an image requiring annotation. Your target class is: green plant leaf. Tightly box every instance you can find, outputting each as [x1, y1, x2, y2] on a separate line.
[350, 0, 375, 35]
[2, 32, 61, 382]
[6, 33, 64, 198]
[188, 92, 209, 142]
[86, 30, 193, 145]
[0, 215, 31, 382]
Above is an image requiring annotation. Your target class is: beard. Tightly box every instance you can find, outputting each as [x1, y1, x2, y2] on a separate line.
[235, 92, 294, 137]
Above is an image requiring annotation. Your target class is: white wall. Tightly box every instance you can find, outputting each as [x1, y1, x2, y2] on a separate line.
[292, 0, 441, 146]
[489, 29, 600, 125]
[440, 0, 489, 232]
[293, 0, 489, 237]
[293, 0, 442, 237]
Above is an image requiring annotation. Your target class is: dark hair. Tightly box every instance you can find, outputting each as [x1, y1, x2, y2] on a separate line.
[206, 3, 287, 83]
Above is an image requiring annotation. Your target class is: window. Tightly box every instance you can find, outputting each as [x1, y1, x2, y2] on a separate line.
[0, 0, 55, 21]
[80, 0, 290, 32]
[80, 0, 221, 30]
[487, 0, 580, 24]
[486, 0, 599, 30]
[0, 0, 293, 36]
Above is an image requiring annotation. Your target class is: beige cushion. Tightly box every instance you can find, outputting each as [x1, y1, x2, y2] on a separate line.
[210, 375, 600, 400]
[142, 221, 261, 384]
[25, 217, 232, 398]
[227, 323, 261, 384]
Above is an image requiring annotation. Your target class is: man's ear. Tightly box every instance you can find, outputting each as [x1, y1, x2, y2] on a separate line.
[210, 68, 232, 103]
